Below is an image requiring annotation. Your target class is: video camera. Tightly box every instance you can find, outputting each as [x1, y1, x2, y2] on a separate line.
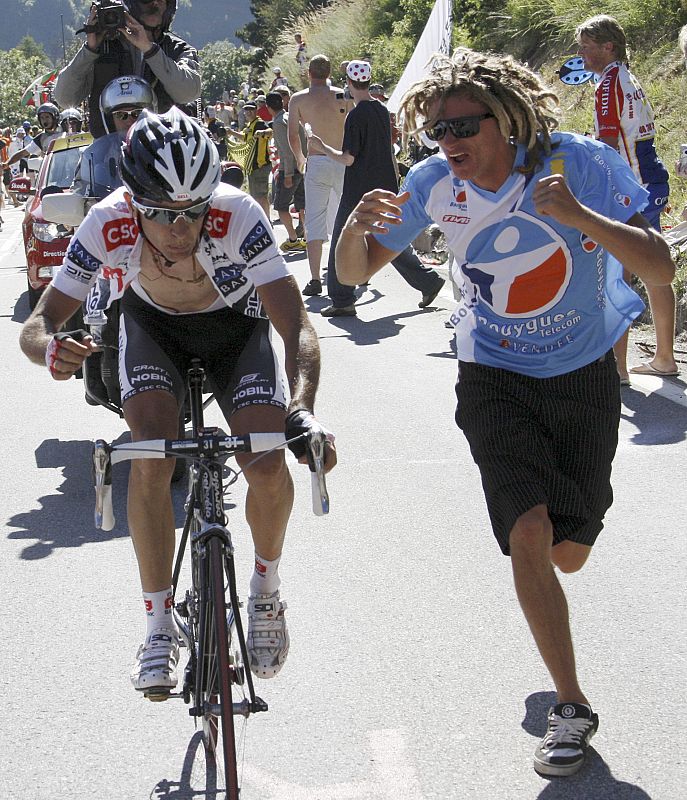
[92, 0, 128, 35]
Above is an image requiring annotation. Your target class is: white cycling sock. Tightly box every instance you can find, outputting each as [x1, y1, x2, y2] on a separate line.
[249, 553, 281, 596]
[143, 588, 176, 636]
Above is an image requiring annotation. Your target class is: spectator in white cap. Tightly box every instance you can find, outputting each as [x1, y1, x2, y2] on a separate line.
[271, 66, 289, 89]
[308, 59, 444, 315]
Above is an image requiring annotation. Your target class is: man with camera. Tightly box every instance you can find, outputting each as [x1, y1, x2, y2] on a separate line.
[54, 0, 200, 139]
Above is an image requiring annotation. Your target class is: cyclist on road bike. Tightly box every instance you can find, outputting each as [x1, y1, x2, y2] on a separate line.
[20, 107, 336, 696]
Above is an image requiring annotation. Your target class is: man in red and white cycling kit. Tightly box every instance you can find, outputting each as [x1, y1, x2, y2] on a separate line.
[577, 15, 678, 380]
[20, 108, 336, 696]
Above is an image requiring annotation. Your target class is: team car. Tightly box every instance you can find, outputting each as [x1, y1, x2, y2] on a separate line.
[22, 131, 93, 308]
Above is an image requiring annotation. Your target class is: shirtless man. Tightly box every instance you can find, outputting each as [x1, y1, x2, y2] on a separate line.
[288, 54, 354, 296]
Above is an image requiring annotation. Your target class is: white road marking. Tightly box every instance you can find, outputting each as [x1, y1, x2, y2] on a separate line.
[624, 375, 687, 408]
[241, 728, 425, 799]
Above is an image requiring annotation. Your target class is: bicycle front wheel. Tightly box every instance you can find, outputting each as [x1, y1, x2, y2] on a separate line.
[199, 536, 240, 799]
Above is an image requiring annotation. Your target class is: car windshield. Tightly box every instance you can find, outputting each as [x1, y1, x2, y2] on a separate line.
[44, 146, 86, 189]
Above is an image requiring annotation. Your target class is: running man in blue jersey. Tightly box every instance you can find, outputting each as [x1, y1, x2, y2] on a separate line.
[335, 48, 675, 777]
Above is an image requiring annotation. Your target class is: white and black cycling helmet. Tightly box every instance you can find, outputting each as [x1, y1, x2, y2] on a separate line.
[59, 107, 83, 132]
[120, 107, 221, 203]
[100, 76, 156, 134]
[37, 102, 60, 130]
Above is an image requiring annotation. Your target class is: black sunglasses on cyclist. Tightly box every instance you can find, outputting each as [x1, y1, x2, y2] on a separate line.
[131, 198, 211, 225]
[425, 113, 495, 142]
[113, 109, 144, 122]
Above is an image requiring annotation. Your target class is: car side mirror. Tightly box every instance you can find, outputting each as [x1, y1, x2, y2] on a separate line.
[41, 191, 91, 226]
[40, 185, 64, 199]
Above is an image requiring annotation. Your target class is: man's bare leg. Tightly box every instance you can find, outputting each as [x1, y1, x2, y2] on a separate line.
[279, 208, 298, 240]
[124, 390, 181, 693]
[509, 505, 589, 704]
[306, 239, 324, 282]
[232, 404, 293, 678]
[124, 391, 179, 592]
[644, 283, 678, 372]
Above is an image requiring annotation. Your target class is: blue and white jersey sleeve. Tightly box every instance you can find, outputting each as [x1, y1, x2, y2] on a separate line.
[371, 156, 442, 252]
[51, 209, 109, 301]
[568, 135, 649, 222]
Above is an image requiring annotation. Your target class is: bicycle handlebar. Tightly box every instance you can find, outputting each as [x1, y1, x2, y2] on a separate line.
[92, 430, 330, 531]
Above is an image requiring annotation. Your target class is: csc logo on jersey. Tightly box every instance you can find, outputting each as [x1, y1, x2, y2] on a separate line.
[103, 218, 138, 251]
[462, 213, 572, 317]
[205, 208, 232, 238]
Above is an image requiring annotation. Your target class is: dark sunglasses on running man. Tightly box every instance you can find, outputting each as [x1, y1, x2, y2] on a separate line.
[131, 198, 211, 225]
[425, 113, 495, 142]
[113, 109, 144, 122]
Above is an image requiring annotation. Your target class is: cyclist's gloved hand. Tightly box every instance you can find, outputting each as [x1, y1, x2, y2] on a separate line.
[285, 408, 336, 463]
[284, 409, 315, 459]
[45, 329, 95, 380]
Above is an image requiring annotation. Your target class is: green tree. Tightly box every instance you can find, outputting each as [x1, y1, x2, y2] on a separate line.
[199, 40, 251, 102]
[0, 46, 51, 128]
[15, 35, 51, 63]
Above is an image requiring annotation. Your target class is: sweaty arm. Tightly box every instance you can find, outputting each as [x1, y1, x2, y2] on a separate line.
[532, 174, 674, 285]
[258, 276, 320, 412]
[335, 189, 410, 286]
[287, 98, 306, 172]
[20, 286, 98, 379]
[307, 134, 354, 167]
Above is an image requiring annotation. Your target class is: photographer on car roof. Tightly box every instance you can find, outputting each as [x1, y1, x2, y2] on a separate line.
[54, 0, 200, 139]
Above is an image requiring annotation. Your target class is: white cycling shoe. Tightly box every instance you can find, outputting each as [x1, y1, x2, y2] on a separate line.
[131, 627, 180, 698]
[247, 591, 290, 679]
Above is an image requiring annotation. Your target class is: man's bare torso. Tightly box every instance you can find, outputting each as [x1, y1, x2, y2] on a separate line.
[291, 84, 352, 151]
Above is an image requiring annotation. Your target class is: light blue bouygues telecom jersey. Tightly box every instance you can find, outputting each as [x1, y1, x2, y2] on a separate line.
[376, 133, 648, 377]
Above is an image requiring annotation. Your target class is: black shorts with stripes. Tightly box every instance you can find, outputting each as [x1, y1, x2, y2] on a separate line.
[118, 289, 287, 419]
[455, 353, 621, 555]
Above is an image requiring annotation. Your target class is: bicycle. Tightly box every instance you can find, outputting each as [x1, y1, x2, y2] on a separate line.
[92, 358, 330, 799]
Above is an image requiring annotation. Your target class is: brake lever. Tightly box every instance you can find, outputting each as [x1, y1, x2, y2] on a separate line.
[306, 430, 329, 516]
[93, 439, 115, 530]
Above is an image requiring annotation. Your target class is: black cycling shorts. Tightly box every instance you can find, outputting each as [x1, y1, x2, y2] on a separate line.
[118, 288, 287, 418]
[455, 352, 621, 555]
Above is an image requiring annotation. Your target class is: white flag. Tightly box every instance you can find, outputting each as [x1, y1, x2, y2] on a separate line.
[386, 0, 453, 114]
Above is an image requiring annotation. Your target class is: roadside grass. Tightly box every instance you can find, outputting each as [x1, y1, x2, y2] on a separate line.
[267, 0, 370, 90]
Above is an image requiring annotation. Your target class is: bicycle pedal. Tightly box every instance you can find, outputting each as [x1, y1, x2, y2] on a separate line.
[144, 687, 172, 702]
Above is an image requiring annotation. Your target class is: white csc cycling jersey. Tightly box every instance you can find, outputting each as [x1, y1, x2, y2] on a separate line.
[52, 184, 291, 318]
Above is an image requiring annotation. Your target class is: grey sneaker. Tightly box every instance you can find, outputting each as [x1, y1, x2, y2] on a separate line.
[418, 279, 445, 308]
[130, 627, 180, 697]
[533, 702, 599, 776]
[247, 591, 289, 679]
[302, 279, 322, 296]
[321, 304, 356, 317]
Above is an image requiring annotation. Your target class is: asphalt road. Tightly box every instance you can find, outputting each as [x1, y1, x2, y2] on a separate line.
[1, 203, 685, 800]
